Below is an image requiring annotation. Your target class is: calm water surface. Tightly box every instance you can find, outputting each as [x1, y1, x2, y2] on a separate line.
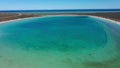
[0, 16, 120, 68]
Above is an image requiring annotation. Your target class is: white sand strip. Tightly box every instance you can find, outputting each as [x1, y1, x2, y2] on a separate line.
[90, 15, 120, 25]
[0, 16, 42, 24]
[0, 15, 88, 24]
[0, 15, 120, 25]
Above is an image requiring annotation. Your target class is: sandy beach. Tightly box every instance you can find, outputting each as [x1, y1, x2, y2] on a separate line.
[0, 16, 43, 24]
[0, 12, 120, 25]
[90, 16, 120, 25]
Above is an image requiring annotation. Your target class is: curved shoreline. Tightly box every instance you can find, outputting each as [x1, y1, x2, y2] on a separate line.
[0, 16, 43, 24]
[0, 15, 120, 25]
[90, 15, 120, 25]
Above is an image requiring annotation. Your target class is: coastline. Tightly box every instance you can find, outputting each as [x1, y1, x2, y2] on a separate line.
[0, 16, 43, 24]
[90, 15, 120, 25]
[0, 15, 87, 24]
[0, 14, 120, 26]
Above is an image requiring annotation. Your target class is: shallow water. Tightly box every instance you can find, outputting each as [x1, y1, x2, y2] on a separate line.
[0, 16, 119, 68]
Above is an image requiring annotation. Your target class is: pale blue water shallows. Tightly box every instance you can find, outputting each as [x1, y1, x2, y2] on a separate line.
[0, 16, 120, 68]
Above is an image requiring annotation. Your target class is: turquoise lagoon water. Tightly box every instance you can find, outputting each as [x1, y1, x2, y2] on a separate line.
[0, 16, 120, 68]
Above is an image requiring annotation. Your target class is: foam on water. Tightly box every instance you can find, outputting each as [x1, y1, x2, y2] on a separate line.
[0, 16, 119, 68]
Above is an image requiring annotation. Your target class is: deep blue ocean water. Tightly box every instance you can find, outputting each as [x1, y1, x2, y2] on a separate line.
[0, 16, 119, 68]
[0, 9, 120, 13]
